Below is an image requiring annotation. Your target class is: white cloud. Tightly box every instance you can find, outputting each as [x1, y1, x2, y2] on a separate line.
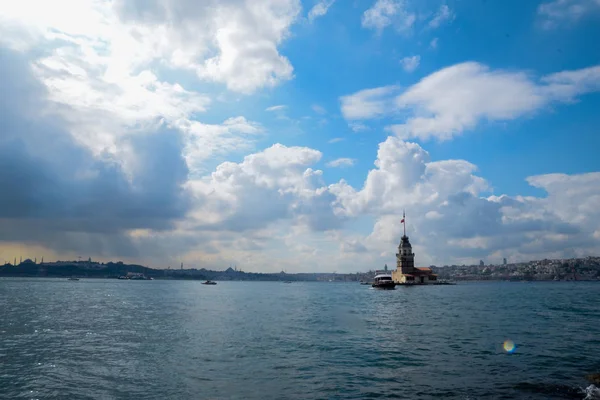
[340, 85, 400, 120]
[327, 158, 356, 168]
[389, 62, 546, 140]
[428, 4, 455, 28]
[33, 52, 210, 155]
[430, 37, 439, 49]
[308, 0, 336, 22]
[361, 0, 416, 33]
[312, 104, 327, 114]
[525, 172, 600, 225]
[2, 1, 600, 273]
[178, 117, 263, 176]
[194, 1, 300, 93]
[329, 137, 489, 218]
[341, 62, 600, 141]
[539, 65, 600, 98]
[0, 0, 301, 95]
[327, 137, 600, 267]
[328, 137, 345, 143]
[400, 55, 420, 72]
[538, 0, 600, 28]
[186, 143, 344, 233]
[266, 105, 287, 112]
[389, 62, 600, 141]
[0, 0, 305, 176]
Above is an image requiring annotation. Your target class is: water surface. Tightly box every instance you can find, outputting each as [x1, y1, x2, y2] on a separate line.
[1, 279, 599, 399]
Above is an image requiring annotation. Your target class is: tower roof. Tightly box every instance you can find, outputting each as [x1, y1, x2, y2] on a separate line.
[399, 234, 412, 248]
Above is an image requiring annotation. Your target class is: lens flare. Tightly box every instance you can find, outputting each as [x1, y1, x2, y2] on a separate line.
[503, 340, 516, 353]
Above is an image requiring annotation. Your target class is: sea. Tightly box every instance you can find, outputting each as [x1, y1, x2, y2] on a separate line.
[1, 278, 599, 400]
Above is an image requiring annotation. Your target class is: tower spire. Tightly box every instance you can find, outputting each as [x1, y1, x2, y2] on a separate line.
[402, 209, 406, 237]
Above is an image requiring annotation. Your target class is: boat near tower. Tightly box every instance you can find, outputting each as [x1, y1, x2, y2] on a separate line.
[371, 273, 396, 289]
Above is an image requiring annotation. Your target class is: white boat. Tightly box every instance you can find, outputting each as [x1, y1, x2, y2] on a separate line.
[372, 274, 396, 289]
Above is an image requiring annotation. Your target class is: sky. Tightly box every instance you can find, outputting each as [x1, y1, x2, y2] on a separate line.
[1, 0, 599, 272]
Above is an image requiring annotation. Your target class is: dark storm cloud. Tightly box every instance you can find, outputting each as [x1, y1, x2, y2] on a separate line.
[0, 47, 193, 256]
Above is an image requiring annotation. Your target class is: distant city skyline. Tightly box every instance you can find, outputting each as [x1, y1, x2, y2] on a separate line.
[2, 255, 599, 284]
[1, 0, 600, 272]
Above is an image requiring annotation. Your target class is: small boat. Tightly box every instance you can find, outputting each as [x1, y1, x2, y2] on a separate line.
[372, 274, 396, 290]
[202, 280, 217, 285]
[68, 277, 79, 281]
[360, 281, 370, 285]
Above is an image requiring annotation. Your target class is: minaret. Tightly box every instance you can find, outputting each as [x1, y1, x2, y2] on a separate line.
[396, 210, 415, 275]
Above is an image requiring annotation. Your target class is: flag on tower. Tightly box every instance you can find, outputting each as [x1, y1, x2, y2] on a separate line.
[400, 218, 405, 223]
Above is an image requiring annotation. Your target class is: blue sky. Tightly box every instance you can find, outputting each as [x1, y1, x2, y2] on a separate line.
[276, 0, 600, 193]
[1, 0, 599, 271]
[196, 0, 600, 193]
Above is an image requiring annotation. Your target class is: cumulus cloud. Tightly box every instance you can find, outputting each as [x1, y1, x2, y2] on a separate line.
[0, 52, 346, 266]
[2, 52, 599, 270]
[186, 143, 344, 233]
[0, 0, 279, 180]
[537, 0, 600, 29]
[0, 0, 301, 94]
[328, 137, 345, 143]
[361, 0, 415, 33]
[400, 55, 420, 72]
[341, 62, 600, 141]
[308, 0, 335, 22]
[178, 117, 263, 176]
[327, 137, 600, 266]
[1, 2, 599, 272]
[326, 158, 356, 168]
[21, 39, 210, 158]
[329, 137, 489, 218]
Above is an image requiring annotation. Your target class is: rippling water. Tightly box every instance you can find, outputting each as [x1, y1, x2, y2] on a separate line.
[1, 278, 599, 399]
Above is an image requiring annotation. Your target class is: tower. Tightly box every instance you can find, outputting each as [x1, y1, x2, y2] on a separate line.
[396, 210, 415, 275]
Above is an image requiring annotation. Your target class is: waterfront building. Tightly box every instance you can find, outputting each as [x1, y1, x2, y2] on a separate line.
[391, 212, 438, 284]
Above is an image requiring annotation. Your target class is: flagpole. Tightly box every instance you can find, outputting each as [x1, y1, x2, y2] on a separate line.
[403, 209, 406, 237]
